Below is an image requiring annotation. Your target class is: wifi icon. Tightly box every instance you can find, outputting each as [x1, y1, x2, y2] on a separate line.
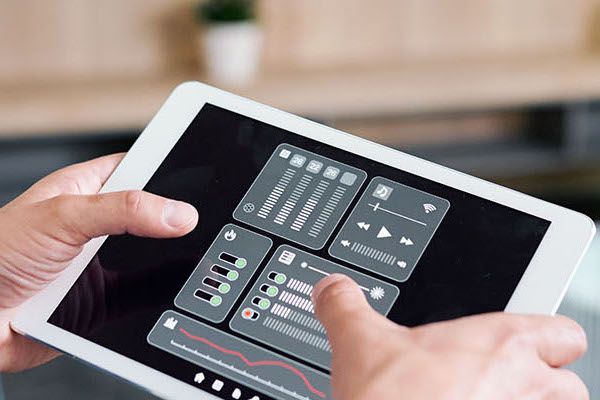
[423, 203, 437, 214]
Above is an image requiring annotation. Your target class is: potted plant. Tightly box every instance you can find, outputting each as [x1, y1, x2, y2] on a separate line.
[195, 0, 262, 86]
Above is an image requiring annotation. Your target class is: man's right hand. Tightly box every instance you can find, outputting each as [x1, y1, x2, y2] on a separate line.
[312, 274, 588, 400]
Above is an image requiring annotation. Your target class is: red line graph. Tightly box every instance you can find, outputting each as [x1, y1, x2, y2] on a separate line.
[179, 327, 326, 398]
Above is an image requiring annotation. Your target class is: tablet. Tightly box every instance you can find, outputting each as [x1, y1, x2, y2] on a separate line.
[13, 82, 595, 400]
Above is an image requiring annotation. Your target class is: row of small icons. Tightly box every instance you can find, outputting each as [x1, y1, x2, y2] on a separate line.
[373, 183, 437, 214]
[279, 148, 358, 186]
[162, 319, 260, 399]
[193, 371, 260, 400]
[355, 222, 414, 246]
[372, 183, 437, 214]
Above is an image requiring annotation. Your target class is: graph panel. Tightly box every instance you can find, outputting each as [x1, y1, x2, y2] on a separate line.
[233, 144, 367, 250]
[329, 176, 450, 282]
[230, 245, 399, 370]
[175, 224, 272, 323]
[148, 310, 331, 400]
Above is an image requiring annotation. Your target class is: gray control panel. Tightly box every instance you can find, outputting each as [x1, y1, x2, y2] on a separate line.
[175, 224, 272, 323]
[230, 245, 399, 370]
[148, 310, 331, 400]
[233, 144, 367, 250]
[329, 177, 450, 282]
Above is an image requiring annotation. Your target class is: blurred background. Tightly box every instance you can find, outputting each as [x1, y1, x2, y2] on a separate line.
[1, 0, 599, 398]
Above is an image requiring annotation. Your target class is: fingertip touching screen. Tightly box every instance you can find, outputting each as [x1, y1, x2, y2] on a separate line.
[49, 104, 550, 400]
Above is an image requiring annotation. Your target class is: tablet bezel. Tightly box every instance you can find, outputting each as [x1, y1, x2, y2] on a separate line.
[12, 81, 596, 400]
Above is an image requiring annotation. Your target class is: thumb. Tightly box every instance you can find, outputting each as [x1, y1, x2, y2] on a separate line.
[312, 274, 379, 351]
[38, 190, 198, 244]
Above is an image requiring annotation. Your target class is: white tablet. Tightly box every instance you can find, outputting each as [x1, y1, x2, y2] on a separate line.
[14, 82, 595, 400]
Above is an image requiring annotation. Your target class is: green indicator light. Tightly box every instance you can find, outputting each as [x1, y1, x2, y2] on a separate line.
[275, 273, 286, 285]
[227, 270, 239, 281]
[218, 283, 231, 294]
[210, 295, 222, 307]
[266, 286, 278, 297]
[258, 299, 270, 310]
[235, 258, 247, 269]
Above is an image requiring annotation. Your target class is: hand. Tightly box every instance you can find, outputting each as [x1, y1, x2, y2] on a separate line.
[0, 154, 198, 372]
[312, 274, 588, 400]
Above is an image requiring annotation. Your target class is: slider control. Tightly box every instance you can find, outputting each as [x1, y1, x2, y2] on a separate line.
[219, 252, 247, 269]
[194, 289, 222, 307]
[211, 264, 239, 281]
[203, 277, 231, 294]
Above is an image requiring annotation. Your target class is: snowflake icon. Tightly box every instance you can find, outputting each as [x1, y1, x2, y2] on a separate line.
[369, 286, 385, 300]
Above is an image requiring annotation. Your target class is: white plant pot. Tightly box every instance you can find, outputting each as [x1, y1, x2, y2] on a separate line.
[202, 22, 262, 86]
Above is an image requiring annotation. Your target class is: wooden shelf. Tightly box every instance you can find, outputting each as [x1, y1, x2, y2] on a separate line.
[2, 54, 600, 138]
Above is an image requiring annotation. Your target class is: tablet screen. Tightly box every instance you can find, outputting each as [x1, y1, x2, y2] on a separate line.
[49, 103, 550, 400]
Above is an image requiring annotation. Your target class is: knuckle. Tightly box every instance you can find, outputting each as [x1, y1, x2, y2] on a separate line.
[46, 195, 77, 225]
[50, 194, 73, 212]
[123, 190, 144, 218]
[493, 322, 531, 353]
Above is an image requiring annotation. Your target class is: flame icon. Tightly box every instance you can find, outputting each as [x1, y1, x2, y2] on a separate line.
[224, 229, 237, 241]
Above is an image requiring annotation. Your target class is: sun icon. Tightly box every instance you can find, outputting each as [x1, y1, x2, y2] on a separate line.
[369, 286, 385, 300]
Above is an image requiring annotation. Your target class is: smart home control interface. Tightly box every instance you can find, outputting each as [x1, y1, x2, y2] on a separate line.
[50, 104, 550, 400]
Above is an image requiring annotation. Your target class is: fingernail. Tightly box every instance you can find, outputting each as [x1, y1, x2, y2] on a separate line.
[311, 274, 349, 304]
[571, 323, 587, 346]
[163, 201, 197, 229]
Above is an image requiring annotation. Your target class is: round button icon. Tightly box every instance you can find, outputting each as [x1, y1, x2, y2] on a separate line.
[224, 229, 237, 241]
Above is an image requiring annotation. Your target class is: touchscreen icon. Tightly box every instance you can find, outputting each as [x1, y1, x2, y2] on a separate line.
[289, 154, 307, 168]
[306, 160, 323, 174]
[278, 149, 291, 159]
[323, 166, 340, 180]
[163, 317, 178, 330]
[212, 379, 224, 391]
[423, 203, 437, 213]
[339, 172, 358, 186]
[376, 226, 392, 239]
[194, 372, 205, 384]
[372, 183, 393, 200]
[224, 229, 237, 241]
[278, 250, 296, 265]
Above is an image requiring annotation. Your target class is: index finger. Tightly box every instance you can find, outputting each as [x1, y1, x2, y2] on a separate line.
[523, 314, 588, 367]
[435, 313, 588, 367]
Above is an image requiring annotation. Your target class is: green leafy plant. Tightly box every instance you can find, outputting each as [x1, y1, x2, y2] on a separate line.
[195, 0, 256, 24]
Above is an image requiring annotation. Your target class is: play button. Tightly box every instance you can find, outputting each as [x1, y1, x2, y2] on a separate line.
[376, 226, 392, 239]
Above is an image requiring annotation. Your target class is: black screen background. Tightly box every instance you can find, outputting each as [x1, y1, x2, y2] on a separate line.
[49, 104, 550, 399]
